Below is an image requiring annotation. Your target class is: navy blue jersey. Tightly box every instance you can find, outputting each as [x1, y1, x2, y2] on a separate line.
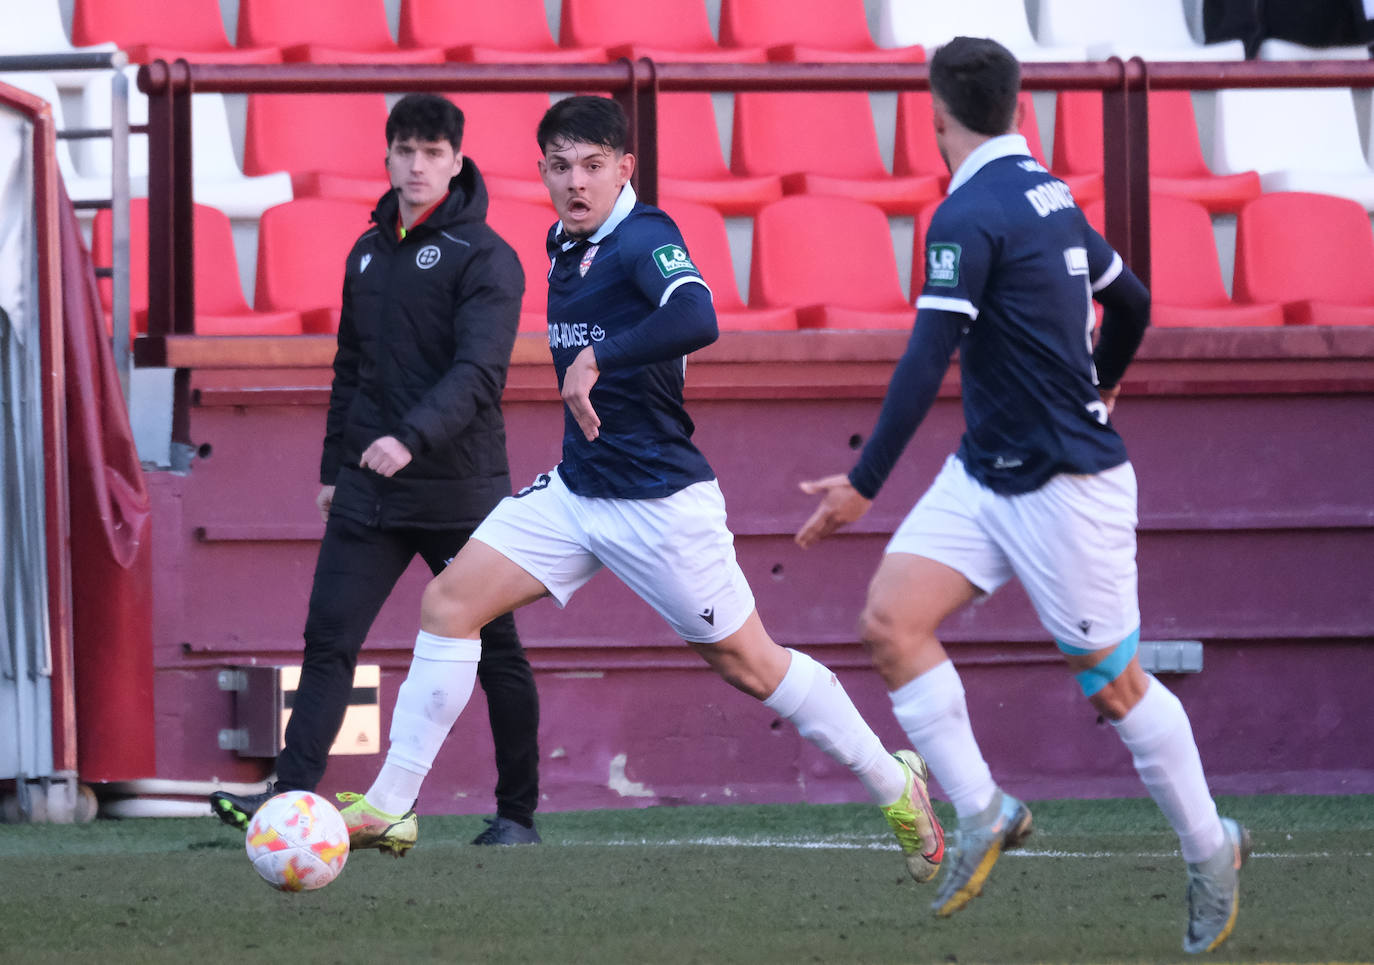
[920, 136, 1129, 494]
[545, 185, 718, 498]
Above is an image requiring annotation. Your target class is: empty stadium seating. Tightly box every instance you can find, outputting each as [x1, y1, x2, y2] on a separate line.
[93, 199, 304, 335]
[243, 93, 391, 203]
[78, 67, 293, 220]
[1211, 87, 1374, 211]
[485, 198, 558, 333]
[70, 0, 282, 63]
[656, 93, 782, 216]
[877, 0, 1087, 60]
[0, 73, 113, 205]
[237, 0, 444, 63]
[750, 196, 913, 329]
[560, 0, 767, 62]
[454, 92, 554, 205]
[1035, 0, 1246, 60]
[659, 197, 797, 331]
[733, 92, 943, 215]
[895, 90, 1101, 203]
[4, 0, 117, 57]
[1053, 90, 1260, 213]
[1083, 196, 1283, 326]
[718, 0, 922, 63]
[399, 0, 606, 62]
[253, 198, 375, 333]
[1233, 192, 1374, 325]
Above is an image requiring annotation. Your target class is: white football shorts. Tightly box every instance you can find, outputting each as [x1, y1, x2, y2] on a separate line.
[887, 454, 1140, 652]
[471, 467, 756, 644]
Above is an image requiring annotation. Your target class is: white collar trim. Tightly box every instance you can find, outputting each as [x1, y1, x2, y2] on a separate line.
[947, 134, 1032, 195]
[560, 181, 638, 249]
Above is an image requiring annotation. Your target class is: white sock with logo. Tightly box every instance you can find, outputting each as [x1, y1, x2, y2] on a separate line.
[889, 659, 998, 820]
[1111, 675, 1225, 863]
[763, 648, 907, 806]
[365, 630, 481, 816]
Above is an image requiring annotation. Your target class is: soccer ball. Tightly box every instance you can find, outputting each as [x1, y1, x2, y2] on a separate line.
[244, 790, 350, 892]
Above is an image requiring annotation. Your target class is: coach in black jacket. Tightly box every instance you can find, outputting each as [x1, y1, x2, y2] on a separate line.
[210, 94, 541, 845]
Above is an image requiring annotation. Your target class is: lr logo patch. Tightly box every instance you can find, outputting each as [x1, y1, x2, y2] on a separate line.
[652, 243, 696, 278]
[926, 243, 961, 287]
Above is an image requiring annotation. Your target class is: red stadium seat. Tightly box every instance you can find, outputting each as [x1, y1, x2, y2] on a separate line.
[751, 196, 912, 330]
[559, 0, 767, 62]
[1233, 192, 1374, 325]
[399, 0, 606, 62]
[93, 200, 303, 336]
[733, 92, 943, 215]
[1084, 197, 1283, 327]
[657, 93, 782, 216]
[895, 90, 1099, 202]
[452, 93, 553, 205]
[237, 0, 444, 62]
[71, 0, 282, 63]
[486, 199, 558, 333]
[718, 0, 923, 62]
[659, 197, 797, 331]
[244, 94, 392, 203]
[1053, 90, 1261, 215]
[254, 199, 376, 334]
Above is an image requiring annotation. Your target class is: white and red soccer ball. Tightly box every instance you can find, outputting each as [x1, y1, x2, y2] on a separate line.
[244, 790, 350, 892]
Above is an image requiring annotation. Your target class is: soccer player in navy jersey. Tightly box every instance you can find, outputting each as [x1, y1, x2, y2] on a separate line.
[336, 95, 947, 885]
[796, 37, 1248, 954]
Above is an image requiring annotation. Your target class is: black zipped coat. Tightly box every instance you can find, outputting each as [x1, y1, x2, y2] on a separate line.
[321, 159, 526, 529]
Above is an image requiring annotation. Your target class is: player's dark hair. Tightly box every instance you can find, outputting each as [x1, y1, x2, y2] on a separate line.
[929, 36, 1021, 137]
[537, 95, 629, 155]
[386, 93, 464, 150]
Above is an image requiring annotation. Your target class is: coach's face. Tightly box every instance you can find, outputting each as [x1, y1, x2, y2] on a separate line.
[386, 135, 462, 214]
[539, 138, 635, 240]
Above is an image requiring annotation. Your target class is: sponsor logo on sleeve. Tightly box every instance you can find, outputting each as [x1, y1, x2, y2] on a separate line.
[652, 243, 696, 278]
[360, 253, 372, 273]
[926, 243, 961, 287]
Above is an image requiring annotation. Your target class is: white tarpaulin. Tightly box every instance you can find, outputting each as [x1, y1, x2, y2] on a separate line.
[0, 91, 54, 783]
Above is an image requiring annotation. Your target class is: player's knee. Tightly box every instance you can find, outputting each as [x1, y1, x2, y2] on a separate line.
[420, 576, 480, 639]
[857, 602, 927, 672]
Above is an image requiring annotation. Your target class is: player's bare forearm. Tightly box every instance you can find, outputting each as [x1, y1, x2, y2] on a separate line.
[562, 346, 602, 442]
[795, 475, 873, 549]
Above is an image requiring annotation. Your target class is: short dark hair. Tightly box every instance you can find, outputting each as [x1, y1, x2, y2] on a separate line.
[386, 93, 464, 151]
[536, 95, 628, 155]
[929, 37, 1021, 137]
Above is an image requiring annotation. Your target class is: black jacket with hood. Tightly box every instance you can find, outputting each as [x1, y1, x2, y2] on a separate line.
[322, 159, 525, 529]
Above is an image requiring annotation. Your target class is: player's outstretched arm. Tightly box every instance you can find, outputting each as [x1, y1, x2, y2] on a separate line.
[795, 475, 872, 548]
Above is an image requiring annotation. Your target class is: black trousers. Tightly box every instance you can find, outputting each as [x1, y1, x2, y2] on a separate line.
[276, 513, 540, 825]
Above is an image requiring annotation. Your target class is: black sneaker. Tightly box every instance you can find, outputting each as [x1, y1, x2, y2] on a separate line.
[471, 815, 541, 846]
[208, 784, 278, 831]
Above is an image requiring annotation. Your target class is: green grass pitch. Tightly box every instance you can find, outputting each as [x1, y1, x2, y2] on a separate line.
[1, 794, 1371, 963]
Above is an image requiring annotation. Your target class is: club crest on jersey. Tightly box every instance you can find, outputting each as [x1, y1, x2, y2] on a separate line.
[652, 243, 696, 278]
[927, 243, 961, 286]
[416, 245, 441, 269]
[579, 244, 600, 277]
[359, 253, 372, 273]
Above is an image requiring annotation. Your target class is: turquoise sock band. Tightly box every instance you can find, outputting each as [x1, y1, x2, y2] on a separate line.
[1058, 627, 1140, 697]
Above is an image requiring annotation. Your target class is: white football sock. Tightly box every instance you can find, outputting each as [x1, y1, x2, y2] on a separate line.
[1111, 675, 1225, 863]
[889, 659, 997, 820]
[365, 630, 481, 816]
[763, 648, 907, 806]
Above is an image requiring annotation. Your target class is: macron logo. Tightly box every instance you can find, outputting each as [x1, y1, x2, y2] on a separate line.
[699, 607, 715, 626]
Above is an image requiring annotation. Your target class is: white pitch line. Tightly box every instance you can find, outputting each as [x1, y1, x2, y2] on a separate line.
[568, 837, 1367, 859]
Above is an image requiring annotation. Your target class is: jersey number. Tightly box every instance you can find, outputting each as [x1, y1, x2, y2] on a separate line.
[1064, 246, 1105, 422]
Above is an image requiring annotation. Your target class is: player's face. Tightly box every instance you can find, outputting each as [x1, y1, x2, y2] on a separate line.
[386, 135, 462, 213]
[538, 139, 636, 240]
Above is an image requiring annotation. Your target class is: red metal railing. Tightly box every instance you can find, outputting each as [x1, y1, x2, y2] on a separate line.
[136, 57, 1374, 446]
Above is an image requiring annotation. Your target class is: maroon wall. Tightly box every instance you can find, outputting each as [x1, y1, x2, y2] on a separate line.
[143, 328, 1374, 813]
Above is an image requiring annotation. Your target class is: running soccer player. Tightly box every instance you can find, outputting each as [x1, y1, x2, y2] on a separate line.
[336, 95, 945, 884]
[795, 37, 1248, 955]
